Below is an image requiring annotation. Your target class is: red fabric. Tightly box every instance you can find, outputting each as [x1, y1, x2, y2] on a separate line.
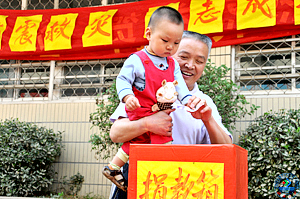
[128, 144, 248, 199]
[0, 0, 299, 60]
[121, 51, 174, 154]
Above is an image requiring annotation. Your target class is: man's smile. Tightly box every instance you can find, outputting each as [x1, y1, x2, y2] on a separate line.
[181, 70, 193, 76]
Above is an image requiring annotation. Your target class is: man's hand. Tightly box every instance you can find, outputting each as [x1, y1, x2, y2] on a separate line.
[143, 109, 175, 137]
[186, 95, 212, 121]
[110, 108, 175, 143]
[124, 95, 141, 111]
[186, 95, 232, 144]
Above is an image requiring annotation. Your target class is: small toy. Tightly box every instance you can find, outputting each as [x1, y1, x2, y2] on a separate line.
[151, 79, 178, 112]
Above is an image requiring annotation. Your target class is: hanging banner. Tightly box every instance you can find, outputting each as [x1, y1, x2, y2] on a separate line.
[188, 0, 225, 34]
[9, 15, 43, 52]
[143, 2, 180, 38]
[44, 13, 78, 51]
[0, 0, 299, 60]
[82, 9, 118, 47]
[237, 0, 276, 30]
[295, 0, 300, 25]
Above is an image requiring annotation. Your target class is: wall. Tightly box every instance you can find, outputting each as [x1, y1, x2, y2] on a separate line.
[234, 96, 300, 143]
[0, 101, 112, 198]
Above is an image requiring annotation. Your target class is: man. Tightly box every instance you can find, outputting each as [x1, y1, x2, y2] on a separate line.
[109, 31, 232, 198]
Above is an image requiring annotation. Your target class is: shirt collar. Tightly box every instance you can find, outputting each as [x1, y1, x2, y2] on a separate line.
[190, 83, 203, 95]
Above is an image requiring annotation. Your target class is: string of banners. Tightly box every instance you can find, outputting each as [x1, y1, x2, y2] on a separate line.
[0, 0, 300, 60]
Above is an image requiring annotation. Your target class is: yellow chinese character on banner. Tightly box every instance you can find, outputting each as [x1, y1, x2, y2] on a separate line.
[82, 9, 117, 47]
[295, 0, 300, 25]
[188, 0, 225, 34]
[0, 15, 8, 49]
[237, 0, 276, 30]
[144, 3, 180, 38]
[9, 15, 42, 52]
[44, 13, 78, 51]
[137, 161, 224, 199]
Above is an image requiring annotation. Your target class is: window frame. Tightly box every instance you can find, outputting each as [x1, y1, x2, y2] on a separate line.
[233, 35, 300, 96]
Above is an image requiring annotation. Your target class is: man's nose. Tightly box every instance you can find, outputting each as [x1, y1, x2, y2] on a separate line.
[185, 61, 195, 69]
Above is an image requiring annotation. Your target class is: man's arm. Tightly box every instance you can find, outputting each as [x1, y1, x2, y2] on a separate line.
[203, 117, 232, 144]
[187, 96, 232, 144]
[110, 109, 174, 143]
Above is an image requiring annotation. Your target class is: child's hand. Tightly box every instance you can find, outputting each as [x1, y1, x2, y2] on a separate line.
[125, 95, 141, 111]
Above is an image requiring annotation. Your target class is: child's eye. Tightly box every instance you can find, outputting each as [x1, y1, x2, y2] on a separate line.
[162, 39, 168, 42]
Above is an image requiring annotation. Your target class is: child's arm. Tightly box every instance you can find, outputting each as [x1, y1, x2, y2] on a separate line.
[116, 54, 141, 102]
[123, 94, 141, 111]
[173, 60, 192, 105]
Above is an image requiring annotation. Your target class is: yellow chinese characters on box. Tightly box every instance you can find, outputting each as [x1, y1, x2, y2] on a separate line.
[137, 161, 224, 198]
[129, 144, 248, 199]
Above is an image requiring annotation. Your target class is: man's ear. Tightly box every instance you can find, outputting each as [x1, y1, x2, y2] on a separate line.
[145, 27, 151, 41]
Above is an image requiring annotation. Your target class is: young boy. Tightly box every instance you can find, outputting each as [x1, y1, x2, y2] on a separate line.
[102, 6, 192, 191]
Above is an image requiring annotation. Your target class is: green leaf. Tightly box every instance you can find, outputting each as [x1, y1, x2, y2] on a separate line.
[239, 108, 300, 198]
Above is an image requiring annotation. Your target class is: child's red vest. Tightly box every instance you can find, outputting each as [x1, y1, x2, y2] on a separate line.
[121, 50, 175, 154]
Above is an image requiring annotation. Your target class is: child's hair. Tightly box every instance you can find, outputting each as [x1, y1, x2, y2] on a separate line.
[148, 6, 184, 30]
[182, 31, 212, 56]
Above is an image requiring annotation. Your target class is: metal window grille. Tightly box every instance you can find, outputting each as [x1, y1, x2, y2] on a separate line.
[0, 59, 124, 101]
[0, 0, 21, 9]
[234, 34, 300, 96]
[15, 0, 140, 10]
[55, 59, 124, 99]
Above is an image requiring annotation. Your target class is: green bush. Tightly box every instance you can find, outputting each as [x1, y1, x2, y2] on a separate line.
[0, 118, 63, 197]
[239, 109, 300, 198]
[197, 60, 259, 132]
[89, 81, 121, 160]
[52, 172, 84, 197]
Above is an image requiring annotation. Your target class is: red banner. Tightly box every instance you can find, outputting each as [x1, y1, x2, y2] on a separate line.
[0, 0, 299, 60]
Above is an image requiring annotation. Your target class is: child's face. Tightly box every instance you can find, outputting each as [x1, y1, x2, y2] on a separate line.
[145, 19, 184, 57]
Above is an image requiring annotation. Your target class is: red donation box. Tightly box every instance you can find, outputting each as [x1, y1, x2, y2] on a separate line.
[128, 144, 248, 199]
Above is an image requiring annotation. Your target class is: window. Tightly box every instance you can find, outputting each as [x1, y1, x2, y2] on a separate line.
[0, 0, 21, 9]
[0, 61, 50, 100]
[55, 59, 123, 98]
[234, 35, 300, 95]
[0, 59, 124, 102]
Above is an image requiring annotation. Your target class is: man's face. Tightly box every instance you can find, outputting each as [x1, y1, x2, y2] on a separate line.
[173, 38, 209, 91]
[145, 20, 183, 57]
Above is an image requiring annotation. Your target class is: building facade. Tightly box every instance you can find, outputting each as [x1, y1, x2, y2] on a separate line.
[1, 0, 300, 198]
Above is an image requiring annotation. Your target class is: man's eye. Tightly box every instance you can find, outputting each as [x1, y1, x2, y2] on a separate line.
[196, 60, 204, 64]
[180, 56, 187, 59]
